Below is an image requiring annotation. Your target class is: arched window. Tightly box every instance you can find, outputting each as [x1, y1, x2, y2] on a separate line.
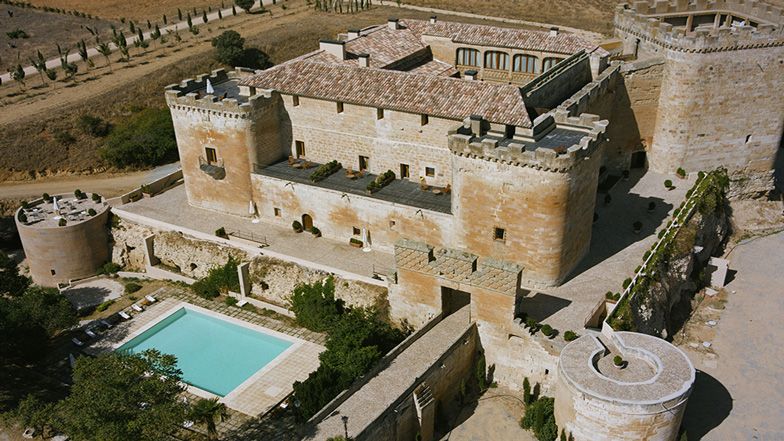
[542, 57, 565, 72]
[456, 48, 480, 67]
[513, 54, 538, 73]
[484, 51, 509, 70]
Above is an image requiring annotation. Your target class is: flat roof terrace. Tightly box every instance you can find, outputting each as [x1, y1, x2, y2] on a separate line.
[254, 160, 452, 214]
[195, 78, 248, 103]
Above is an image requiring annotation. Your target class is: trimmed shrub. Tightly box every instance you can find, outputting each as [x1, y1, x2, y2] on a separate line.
[475, 353, 487, 391]
[42, 193, 51, 202]
[540, 324, 553, 337]
[97, 262, 121, 274]
[613, 355, 624, 366]
[622, 278, 632, 289]
[520, 396, 557, 441]
[309, 160, 341, 182]
[58, 219, 67, 227]
[91, 193, 102, 202]
[676, 167, 686, 178]
[564, 330, 578, 342]
[215, 227, 227, 238]
[124, 282, 142, 294]
[224, 296, 238, 307]
[95, 299, 115, 312]
[87, 208, 97, 216]
[664, 179, 673, 189]
[310, 226, 321, 237]
[292, 220, 302, 232]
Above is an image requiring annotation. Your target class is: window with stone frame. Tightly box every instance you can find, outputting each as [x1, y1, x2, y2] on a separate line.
[494, 227, 506, 242]
[456, 48, 480, 66]
[513, 54, 538, 73]
[484, 51, 510, 70]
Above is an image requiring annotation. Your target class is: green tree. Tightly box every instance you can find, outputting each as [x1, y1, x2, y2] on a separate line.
[9, 63, 25, 89]
[521, 396, 557, 441]
[187, 12, 193, 30]
[77, 39, 93, 68]
[235, 0, 254, 13]
[99, 108, 177, 168]
[289, 276, 343, 332]
[56, 350, 188, 441]
[188, 398, 230, 440]
[14, 286, 78, 336]
[177, 8, 182, 20]
[211, 30, 245, 66]
[0, 251, 30, 296]
[202, 10, 208, 23]
[12, 394, 56, 437]
[523, 377, 532, 405]
[29, 50, 48, 85]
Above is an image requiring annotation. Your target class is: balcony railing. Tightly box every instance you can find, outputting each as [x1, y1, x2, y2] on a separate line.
[198, 156, 226, 180]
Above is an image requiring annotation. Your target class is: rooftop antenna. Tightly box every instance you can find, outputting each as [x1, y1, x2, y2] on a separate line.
[206, 78, 215, 95]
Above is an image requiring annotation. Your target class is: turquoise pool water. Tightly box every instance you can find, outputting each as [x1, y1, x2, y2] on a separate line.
[118, 307, 292, 396]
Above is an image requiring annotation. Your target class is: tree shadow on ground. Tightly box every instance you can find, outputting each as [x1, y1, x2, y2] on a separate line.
[681, 369, 733, 440]
[63, 286, 113, 311]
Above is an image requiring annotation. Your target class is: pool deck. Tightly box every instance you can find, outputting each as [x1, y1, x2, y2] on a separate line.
[87, 291, 324, 416]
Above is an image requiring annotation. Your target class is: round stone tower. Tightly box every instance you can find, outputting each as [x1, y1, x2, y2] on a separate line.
[15, 193, 111, 287]
[555, 331, 695, 441]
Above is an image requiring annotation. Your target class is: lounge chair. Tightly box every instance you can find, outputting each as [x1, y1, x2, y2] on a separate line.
[100, 319, 113, 329]
[71, 338, 84, 347]
[132, 304, 144, 312]
[119, 311, 132, 320]
[85, 329, 98, 339]
[145, 294, 157, 303]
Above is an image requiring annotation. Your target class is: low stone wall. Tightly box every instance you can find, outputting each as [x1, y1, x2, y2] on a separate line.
[110, 219, 387, 310]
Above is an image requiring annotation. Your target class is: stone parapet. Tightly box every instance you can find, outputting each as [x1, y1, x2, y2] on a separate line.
[557, 62, 622, 117]
[615, 0, 784, 54]
[164, 68, 271, 118]
[394, 240, 521, 295]
[447, 114, 608, 173]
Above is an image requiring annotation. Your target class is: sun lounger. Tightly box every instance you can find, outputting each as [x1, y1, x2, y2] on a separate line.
[119, 311, 132, 320]
[100, 319, 113, 329]
[132, 304, 144, 312]
[71, 338, 84, 347]
[85, 329, 98, 339]
[145, 294, 157, 303]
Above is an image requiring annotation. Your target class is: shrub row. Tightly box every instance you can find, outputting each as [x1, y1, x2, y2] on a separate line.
[309, 160, 342, 182]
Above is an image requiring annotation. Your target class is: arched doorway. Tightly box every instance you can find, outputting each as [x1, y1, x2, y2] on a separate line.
[301, 214, 313, 231]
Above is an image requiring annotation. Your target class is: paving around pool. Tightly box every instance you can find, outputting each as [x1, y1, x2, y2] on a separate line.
[89, 296, 324, 416]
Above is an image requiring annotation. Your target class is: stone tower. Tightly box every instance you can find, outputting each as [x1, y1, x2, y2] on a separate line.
[615, 0, 784, 192]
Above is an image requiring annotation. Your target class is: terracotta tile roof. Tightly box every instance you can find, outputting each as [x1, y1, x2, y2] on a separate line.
[404, 58, 458, 76]
[240, 58, 531, 127]
[344, 26, 428, 68]
[402, 19, 605, 55]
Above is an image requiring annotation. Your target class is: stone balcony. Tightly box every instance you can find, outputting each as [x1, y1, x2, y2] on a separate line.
[199, 156, 226, 180]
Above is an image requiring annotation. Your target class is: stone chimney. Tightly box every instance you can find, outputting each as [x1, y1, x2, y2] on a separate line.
[319, 39, 346, 60]
[430, 16, 438, 24]
[388, 18, 400, 30]
[464, 69, 478, 80]
[358, 54, 370, 67]
[347, 29, 361, 40]
[470, 115, 484, 136]
[549, 27, 559, 37]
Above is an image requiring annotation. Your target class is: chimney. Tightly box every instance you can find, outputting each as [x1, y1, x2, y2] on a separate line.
[549, 27, 559, 37]
[470, 115, 484, 136]
[429, 16, 437, 24]
[358, 54, 370, 67]
[464, 69, 478, 80]
[388, 18, 400, 30]
[347, 29, 361, 40]
[319, 39, 346, 60]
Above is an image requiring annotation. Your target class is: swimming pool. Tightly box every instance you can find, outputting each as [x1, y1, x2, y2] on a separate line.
[118, 307, 293, 396]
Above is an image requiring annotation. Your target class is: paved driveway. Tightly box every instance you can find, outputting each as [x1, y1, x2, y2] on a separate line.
[680, 231, 784, 440]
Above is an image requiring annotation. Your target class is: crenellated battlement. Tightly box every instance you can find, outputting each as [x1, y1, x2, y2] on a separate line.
[164, 68, 274, 118]
[447, 113, 608, 173]
[615, 0, 784, 53]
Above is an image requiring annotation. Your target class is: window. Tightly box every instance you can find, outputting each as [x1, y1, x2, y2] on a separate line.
[512, 54, 538, 73]
[745, 134, 752, 144]
[359, 155, 369, 171]
[505, 125, 516, 138]
[494, 227, 506, 242]
[456, 48, 480, 66]
[205, 147, 218, 164]
[377, 108, 385, 120]
[292, 95, 300, 107]
[337, 102, 344, 113]
[50, 269, 56, 276]
[273, 207, 281, 217]
[484, 51, 509, 70]
[400, 163, 410, 178]
[542, 57, 564, 72]
[295, 141, 306, 158]
[389, 220, 396, 228]
[421, 114, 429, 126]
[425, 167, 435, 177]
[352, 226, 361, 235]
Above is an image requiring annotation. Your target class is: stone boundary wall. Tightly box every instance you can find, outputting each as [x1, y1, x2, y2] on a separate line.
[108, 168, 184, 206]
[555, 62, 622, 117]
[520, 50, 593, 110]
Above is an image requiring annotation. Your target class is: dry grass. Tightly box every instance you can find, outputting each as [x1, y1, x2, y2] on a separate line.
[401, 0, 619, 34]
[23, 0, 230, 22]
[0, 4, 118, 72]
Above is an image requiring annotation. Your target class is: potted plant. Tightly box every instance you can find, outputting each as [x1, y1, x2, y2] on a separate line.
[88, 208, 97, 216]
[613, 355, 625, 369]
[647, 201, 656, 213]
[664, 179, 673, 190]
[633, 221, 642, 234]
[349, 237, 363, 248]
[541, 324, 556, 339]
[564, 330, 578, 342]
[310, 226, 321, 238]
[676, 167, 687, 179]
[292, 221, 303, 233]
[58, 218, 67, 227]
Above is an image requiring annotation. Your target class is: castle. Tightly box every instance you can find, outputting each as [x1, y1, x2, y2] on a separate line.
[160, 2, 781, 438]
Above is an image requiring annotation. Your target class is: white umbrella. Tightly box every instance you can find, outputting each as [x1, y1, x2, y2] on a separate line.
[206, 79, 215, 95]
[248, 200, 255, 216]
[52, 195, 59, 212]
[361, 227, 371, 252]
